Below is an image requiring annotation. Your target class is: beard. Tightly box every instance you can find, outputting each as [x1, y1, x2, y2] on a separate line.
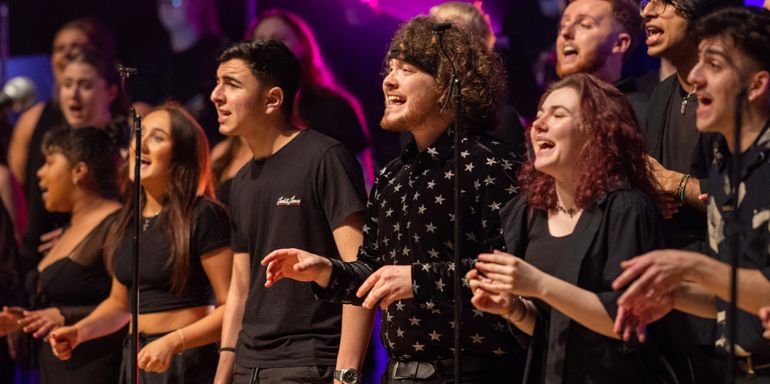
[555, 44, 611, 79]
[380, 99, 440, 133]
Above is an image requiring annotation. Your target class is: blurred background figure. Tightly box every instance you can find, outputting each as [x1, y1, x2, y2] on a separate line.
[129, 0, 228, 145]
[6, 19, 126, 349]
[1, 127, 123, 384]
[430, 1, 526, 155]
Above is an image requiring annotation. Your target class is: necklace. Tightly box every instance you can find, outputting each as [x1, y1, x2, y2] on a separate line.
[141, 210, 161, 232]
[555, 202, 580, 218]
[681, 85, 698, 115]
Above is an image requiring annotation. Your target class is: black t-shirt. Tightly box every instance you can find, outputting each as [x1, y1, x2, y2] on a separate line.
[662, 85, 699, 173]
[113, 197, 230, 313]
[229, 129, 366, 368]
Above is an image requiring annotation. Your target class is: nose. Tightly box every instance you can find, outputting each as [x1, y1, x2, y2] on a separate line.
[687, 61, 705, 89]
[382, 70, 397, 92]
[641, 2, 655, 18]
[210, 82, 223, 105]
[36, 163, 45, 179]
[558, 22, 574, 40]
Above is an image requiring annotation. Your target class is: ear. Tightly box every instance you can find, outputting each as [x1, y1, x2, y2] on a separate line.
[71, 161, 89, 185]
[747, 70, 770, 105]
[265, 86, 285, 115]
[611, 32, 632, 55]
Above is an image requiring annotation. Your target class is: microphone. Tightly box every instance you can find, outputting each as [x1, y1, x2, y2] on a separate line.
[433, 22, 452, 33]
[0, 76, 36, 111]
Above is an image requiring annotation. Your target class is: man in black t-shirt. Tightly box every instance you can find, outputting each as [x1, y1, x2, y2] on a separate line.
[613, 7, 770, 381]
[554, 0, 649, 125]
[210, 41, 369, 384]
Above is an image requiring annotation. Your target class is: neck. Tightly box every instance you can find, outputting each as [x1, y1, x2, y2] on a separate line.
[670, 52, 698, 93]
[168, 25, 200, 53]
[241, 117, 301, 160]
[728, 107, 770, 153]
[553, 177, 579, 210]
[69, 191, 107, 225]
[594, 60, 623, 85]
[142, 186, 166, 216]
[411, 116, 452, 151]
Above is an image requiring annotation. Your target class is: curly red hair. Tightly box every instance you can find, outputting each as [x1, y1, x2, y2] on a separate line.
[519, 73, 660, 211]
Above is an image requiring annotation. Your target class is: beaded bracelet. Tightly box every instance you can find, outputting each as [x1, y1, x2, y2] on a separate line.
[677, 174, 691, 202]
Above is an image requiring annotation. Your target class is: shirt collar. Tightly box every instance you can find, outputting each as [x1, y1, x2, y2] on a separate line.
[399, 127, 456, 166]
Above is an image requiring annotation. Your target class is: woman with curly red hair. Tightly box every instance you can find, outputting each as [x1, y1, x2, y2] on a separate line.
[466, 73, 692, 383]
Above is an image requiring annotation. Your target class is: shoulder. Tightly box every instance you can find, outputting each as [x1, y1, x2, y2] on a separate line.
[602, 188, 658, 214]
[194, 197, 229, 222]
[11, 102, 46, 141]
[465, 134, 518, 162]
[210, 139, 231, 163]
[297, 130, 355, 160]
[649, 75, 678, 100]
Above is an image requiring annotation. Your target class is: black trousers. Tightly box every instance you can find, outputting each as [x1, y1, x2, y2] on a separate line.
[232, 362, 334, 384]
[119, 332, 218, 384]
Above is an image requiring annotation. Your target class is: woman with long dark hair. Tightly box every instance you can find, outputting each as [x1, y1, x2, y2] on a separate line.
[0, 127, 123, 383]
[48, 104, 232, 383]
[466, 73, 691, 383]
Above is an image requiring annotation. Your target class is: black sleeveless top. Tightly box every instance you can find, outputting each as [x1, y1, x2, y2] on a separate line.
[29, 210, 119, 321]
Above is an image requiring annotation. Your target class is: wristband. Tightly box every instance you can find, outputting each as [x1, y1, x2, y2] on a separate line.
[175, 329, 186, 356]
[219, 347, 236, 354]
[677, 174, 691, 202]
[506, 296, 527, 323]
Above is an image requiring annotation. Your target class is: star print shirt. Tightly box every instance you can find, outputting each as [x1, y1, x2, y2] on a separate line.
[315, 128, 523, 361]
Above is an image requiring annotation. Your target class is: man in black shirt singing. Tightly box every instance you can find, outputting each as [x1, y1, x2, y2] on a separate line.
[261, 17, 523, 383]
[613, 6, 770, 381]
[210, 41, 370, 384]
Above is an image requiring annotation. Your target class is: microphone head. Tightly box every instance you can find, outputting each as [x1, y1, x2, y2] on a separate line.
[2, 76, 36, 111]
[433, 22, 452, 33]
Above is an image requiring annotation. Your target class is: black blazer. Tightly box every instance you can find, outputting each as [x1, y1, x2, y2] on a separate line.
[501, 189, 694, 384]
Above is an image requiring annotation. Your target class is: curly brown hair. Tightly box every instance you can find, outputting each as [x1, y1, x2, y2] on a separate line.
[386, 16, 507, 133]
[519, 73, 660, 211]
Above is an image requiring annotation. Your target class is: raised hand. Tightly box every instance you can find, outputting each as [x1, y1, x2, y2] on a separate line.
[472, 250, 546, 298]
[612, 249, 693, 310]
[261, 248, 333, 287]
[357, 266, 413, 310]
[0, 306, 24, 336]
[466, 269, 514, 316]
[18, 307, 65, 339]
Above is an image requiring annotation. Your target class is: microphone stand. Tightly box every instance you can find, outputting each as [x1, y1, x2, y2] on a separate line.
[726, 88, 746, 384]
[434, 23, 463, 381]
[117, 65, 142, 384]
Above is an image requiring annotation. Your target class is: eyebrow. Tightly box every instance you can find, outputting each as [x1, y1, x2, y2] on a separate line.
[220, 74, 243, 85]
[144, 127, 170, 137]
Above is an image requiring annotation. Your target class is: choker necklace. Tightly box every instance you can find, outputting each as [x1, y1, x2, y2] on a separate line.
[556, 203, 580, 218]
[142, 211, 161, 232]
[681, 85, 698, 115]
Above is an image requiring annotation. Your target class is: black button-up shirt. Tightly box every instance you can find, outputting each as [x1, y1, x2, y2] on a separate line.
[708, 120, 770, 357]
[317, 128, 522, 361]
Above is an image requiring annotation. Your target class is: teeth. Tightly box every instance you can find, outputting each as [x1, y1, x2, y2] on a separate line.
[563, 46, 577, 54]
[387, 95, 405, 103]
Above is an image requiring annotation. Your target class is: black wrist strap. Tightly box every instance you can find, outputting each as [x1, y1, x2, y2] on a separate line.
[219, 347, 236, 353]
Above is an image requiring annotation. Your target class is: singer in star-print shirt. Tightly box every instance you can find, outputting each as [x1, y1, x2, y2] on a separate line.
[317, 126, 523, 363]
[261, 16, 526, 383]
